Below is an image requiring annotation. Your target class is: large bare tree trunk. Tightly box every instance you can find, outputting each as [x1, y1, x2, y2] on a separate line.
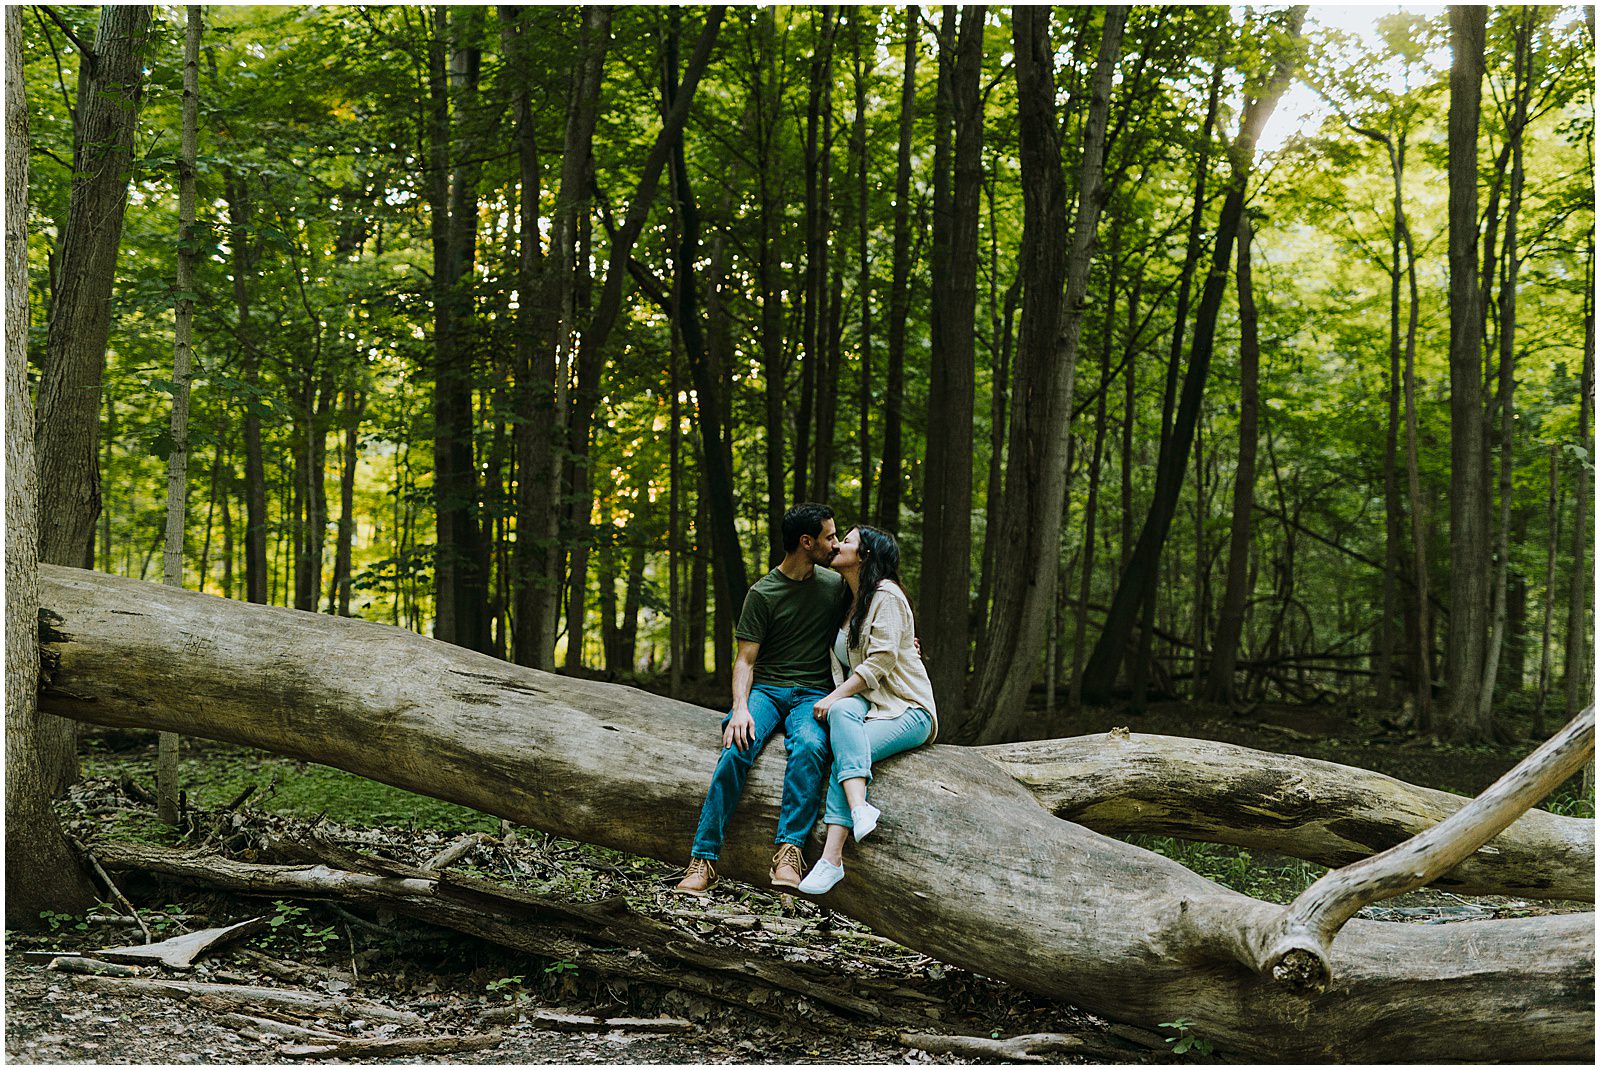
[33, 4, 152, 793]
[1204, 215, 1260, 702]
[874, 7, 917, 533]
[964, 6, 1124, 742]
[5, 16, 98, 925]
[1566, 238, 1594, 719]
[35, 566, 1594, 1061]
[919, 6, 983, 730]
[156, 5, 204, 827]
[1443, 6, 1491, 741]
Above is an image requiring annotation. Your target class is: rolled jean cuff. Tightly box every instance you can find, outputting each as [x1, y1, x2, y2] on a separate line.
[834, 763, 873, 785]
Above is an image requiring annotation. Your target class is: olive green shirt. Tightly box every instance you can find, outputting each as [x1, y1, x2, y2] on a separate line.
[735, 566, 848, 690]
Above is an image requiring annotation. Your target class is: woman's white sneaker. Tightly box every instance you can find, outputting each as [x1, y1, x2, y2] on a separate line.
[797, 857, 846, 895]
[850, 803, 881, 842]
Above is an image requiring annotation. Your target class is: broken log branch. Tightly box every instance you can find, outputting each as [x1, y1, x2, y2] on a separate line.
[1225, 705, 1594, 993]
[280, 1032, 504, 1060]
[984, 732, 1593, 901]
[37, 567, 1594, 1061]
[68, 974, 420, 1024]
[899, 1031, 1086, 1063]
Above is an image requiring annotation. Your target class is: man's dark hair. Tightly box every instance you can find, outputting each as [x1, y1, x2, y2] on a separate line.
[782, 502, 834, 552]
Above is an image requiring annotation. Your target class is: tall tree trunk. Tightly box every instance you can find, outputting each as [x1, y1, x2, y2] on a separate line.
[217, 165, 267, 605]
[619, 540, 647, 672]
[920, 5, 984, 729]
[1478, 17, 1530, 728]
[32, 4, 151, 793]
[795, 8, 837, 503]
[752, 9, 787, 565]
[1205, 215, 1262, 703]
[1442, 5, 1490, 741]
[430, 6, 488, 652]
[1566, 239, 1594, 718]
[852, 13, 874, 521]
[36, 4, 152, 570]
[1376, 131, 1408, 706]
[875, 8, 917, 532]
[688, 488, 709, 680]
[157, 6, 203, 827]
[1082, 8, 1307, 706]
[5, 8, 98, 926]
[963, 7, 1125, 743]
[563, 7, 727, 669]
[661, 7, 748, 649]
[1400, 162, 1432, 729]
[1533, 444, 1560, 737]
[509, 6, 606, 670]
[330, 390, 366, 616]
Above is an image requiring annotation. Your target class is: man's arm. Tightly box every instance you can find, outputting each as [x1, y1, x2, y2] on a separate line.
[724, 640, 761, 751]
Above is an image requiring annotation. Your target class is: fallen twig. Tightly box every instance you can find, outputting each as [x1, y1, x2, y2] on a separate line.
[899, 1030, 1086, 1063]
[46, 956, 144, 978]
[423, 832, 489, 872]
[280, 1031, 505, 1059]
[527, 1010, 693, 1034]
[217, 1012, 343, 1041]
[68, 974, 421, 1025]
[70, 836, 151, 944]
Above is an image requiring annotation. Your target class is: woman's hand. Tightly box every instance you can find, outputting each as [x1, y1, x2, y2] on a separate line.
[812, 693, 837, 723]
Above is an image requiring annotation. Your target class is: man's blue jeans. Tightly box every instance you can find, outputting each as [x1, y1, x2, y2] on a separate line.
[689, 683, 830, 860]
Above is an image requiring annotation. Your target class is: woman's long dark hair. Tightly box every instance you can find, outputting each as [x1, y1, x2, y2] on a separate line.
[842, 525, 906, 650]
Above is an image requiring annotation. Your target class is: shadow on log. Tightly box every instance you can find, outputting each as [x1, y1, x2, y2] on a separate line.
[35, 567, 1595, 1061]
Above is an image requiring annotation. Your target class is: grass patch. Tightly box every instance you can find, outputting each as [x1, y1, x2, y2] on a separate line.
[1126, 835, 1325, 903]
[83, 741, 499, 834]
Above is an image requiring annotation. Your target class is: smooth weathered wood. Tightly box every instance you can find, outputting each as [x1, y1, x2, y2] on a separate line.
[900, 1031, 1085, 1063]
[46, 956, 144, 978]
[85, 916, 268, 969]
[69, 974, 420, 1024]
[281, 1032, 503, 1059]
[984, 731, 1593, 901]
[217, 1012, 342, 1041]
[38, 567, 1594, 1061]
[528, 1011, 693, 1034]
[1233, 706, 1593, 992]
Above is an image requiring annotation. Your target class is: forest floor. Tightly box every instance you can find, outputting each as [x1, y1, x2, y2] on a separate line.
[5, 692, 1590, 1066]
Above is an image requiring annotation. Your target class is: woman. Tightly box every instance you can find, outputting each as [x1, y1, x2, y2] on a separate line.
[797, 524, 937, 895]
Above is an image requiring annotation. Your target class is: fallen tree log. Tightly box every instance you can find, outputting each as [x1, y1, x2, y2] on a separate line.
[35, 567, 1595, 1061]
[983, 732, 1594, 901]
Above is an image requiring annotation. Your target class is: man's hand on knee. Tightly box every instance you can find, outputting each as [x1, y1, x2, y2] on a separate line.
[724, 708, 756, 751]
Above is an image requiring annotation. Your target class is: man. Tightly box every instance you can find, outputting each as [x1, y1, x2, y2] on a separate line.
[674, 502, 847, 894]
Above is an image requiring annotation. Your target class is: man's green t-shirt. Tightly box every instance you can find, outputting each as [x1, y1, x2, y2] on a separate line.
[734, 566, 848, 689]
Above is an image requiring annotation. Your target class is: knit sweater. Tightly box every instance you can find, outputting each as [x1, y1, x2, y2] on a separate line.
[828, 580, 939, 742]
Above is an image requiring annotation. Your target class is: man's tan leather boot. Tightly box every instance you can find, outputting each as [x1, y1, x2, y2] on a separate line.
[673, 857, 718, 895]
[769, 843, 805, 890]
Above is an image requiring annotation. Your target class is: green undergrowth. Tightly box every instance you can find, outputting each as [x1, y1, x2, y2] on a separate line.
[82, 741, 500, 839]
[1126, 835, 1325, 903]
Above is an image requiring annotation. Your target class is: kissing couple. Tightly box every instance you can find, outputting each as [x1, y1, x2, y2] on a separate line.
[674, 502, 937, 897]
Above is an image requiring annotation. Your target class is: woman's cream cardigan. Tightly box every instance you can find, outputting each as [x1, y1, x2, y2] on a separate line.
[828, 580, 939, 742]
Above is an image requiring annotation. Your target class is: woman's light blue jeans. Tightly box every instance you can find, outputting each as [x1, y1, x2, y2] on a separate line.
[824, 695, 933, 827]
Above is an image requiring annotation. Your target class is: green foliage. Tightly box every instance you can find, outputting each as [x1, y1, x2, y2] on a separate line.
[1159, 1017, 1215, 1058]
[1128, 836, 1323, 903]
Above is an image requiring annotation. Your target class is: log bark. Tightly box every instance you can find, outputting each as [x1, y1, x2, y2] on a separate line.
[6, 10, 99, 924]
[36, 567, 1595, 1062]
